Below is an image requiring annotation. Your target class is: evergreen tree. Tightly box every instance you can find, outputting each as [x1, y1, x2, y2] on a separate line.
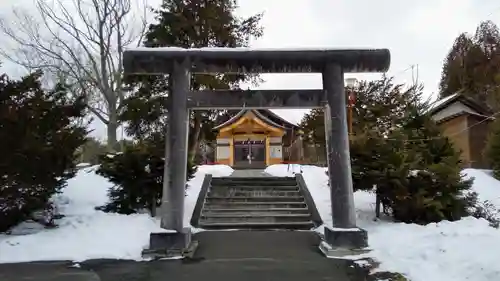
[382, 108, 474, 224]
[301, 76, 475, 224]
[484, 120, 500, 179]
[299, 76, 421, 168]
[97, 144, 161, 214]
[0, 71, 87, 231]
[129, 0, 263, 160]
[96, 139, 198, 215]
[97, 0, 262, 214]
[443, 22, 500, 175]
[349, 128, 405, 192]
[300, 108, 325, 145]
[347, 79, 424, 209]
[300, 77, 422, 146]
[439, 20, 500, 109]
[439, 33, 480, 97]
[77, 137, 108, 165]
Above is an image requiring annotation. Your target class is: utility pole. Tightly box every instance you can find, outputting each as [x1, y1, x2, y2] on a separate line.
[345, 78, 358, 140]
[411, 64, 419, 88]
[411, 64, 415, 87]
[416, 64, 419, 86]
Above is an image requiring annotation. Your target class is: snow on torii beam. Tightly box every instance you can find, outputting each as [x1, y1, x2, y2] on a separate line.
[123, 47, 390, 109]
[122, 47, 391, 74]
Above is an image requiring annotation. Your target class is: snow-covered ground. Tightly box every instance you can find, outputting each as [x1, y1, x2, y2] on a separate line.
[1, 163, 499, 281]
[463, 168, 500, 208]
[266, 164, 500, 281]
[0, 165, 233, 263]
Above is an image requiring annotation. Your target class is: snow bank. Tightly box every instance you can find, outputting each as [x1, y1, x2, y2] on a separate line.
[3, 160, 499, 281]
[184, 165, 233, 227]
[265, 164, 500, 281]
[463, 169, 500, 207]
[55, 166, 112, 215]
[265, 164, 331, 232]
[0, 164, 233, 263]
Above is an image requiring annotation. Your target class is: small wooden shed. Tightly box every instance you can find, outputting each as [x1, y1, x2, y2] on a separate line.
[429, 93, 493, 169]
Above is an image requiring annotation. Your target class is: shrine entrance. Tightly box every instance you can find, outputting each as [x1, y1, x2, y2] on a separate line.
[233, 139, 266, 169]
[123, 47, 391, 255]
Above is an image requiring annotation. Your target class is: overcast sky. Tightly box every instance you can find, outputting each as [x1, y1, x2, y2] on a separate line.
[1, 0, 499, 140]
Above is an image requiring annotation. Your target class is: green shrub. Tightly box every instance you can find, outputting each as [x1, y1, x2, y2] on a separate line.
[0, 72, 87, 232]
[485, 120, 500, 179]
[96, 143, 197, 215]
[379, 110, 475, 224]
[347, 108, 475, 224]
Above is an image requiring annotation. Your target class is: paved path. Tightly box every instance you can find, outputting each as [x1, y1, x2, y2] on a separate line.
[229, 169, 272, 177]
[0, 231, 368, 281]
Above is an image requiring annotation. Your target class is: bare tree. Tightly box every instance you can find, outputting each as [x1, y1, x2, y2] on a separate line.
[0, 0, 148, 150]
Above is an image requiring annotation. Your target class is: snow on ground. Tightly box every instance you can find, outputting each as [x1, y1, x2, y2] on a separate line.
[265, 164, 500, 281]
[1, 161, 499, 280]
[463, 168, 500, 208]
[184, 165, 234, 228]
[0, 165, 233, 263]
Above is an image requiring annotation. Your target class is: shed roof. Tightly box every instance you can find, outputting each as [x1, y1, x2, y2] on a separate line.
[428, 93, 491, 116]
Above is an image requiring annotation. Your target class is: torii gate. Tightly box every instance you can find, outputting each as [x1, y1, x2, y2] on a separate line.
[122, 47, 390, 256]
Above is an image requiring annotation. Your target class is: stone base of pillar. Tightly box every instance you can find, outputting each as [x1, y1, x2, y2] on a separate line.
[142, 227, 198, 260]
[319, 227, 370, 258]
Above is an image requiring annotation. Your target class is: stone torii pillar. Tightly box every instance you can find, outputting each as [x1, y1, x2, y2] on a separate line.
[323, 63, 357, 229]
[320, 63, 367, 254]
[122, 47, 391, 257]
[161, 59, 191, 232]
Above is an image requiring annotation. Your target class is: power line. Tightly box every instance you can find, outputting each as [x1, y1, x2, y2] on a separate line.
[373, 110, 497, 144]
[299, 63, 495, 146]
[350, 63, 496, 144]
[292, 107, 497, 162]
[485, 5, 500, 18]
[390, 64, 416, 77]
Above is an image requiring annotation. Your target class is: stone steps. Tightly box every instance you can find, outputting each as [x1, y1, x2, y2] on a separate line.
[200, 213, 311, 223]
[209, 185, 300, 191]
[208, 190, 302, 197]
[202, 212, 311, 218]
[203, 202, 308, 209]
[197, 221, 315, 230]
[196, 175, 319, 230]
[202, 208, 311, 215]
[210, 179, 297, 187]
[211, 176, 296, 181]
[205, 196, 305, 203]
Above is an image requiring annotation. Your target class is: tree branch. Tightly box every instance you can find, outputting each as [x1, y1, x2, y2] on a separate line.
[0, 0, 148, 148]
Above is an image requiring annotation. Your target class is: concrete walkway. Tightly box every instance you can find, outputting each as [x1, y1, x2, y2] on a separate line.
[229, 169, 272, 177]
[0, 231, 369, 281]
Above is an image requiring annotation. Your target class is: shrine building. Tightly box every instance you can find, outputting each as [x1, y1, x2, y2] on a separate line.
[213, 109, 301, 169]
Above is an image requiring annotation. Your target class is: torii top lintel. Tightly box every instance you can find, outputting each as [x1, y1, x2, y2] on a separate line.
[123, 47, 391, 75]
